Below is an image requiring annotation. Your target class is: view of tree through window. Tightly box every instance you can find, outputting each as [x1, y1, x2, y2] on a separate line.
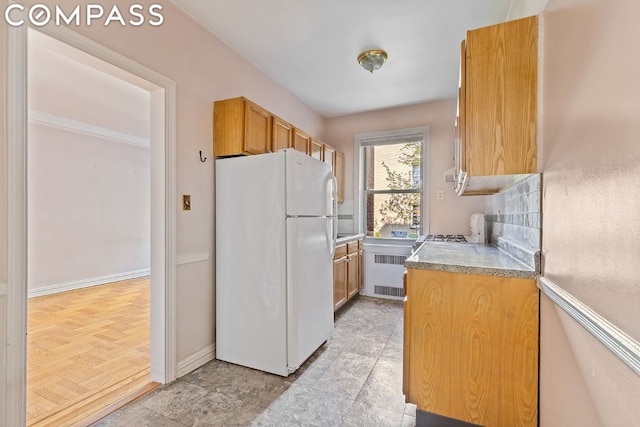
[364, 140, 422, 238]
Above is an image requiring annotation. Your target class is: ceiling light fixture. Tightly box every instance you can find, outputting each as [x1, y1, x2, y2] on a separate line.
[357, 49, 388, 74]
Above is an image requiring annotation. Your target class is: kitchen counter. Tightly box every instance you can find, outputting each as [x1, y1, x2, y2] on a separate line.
[336, 233, 365, 244]
[405, 241, 539, 279]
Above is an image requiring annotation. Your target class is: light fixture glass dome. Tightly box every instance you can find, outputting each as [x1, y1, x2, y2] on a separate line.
[357, 49, 388, 73]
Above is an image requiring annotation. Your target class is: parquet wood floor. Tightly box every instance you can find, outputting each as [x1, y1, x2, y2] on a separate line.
[27, 277, 152, 426]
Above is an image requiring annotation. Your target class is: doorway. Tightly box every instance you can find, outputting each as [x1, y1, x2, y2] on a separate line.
[26, 28, 153, 425]
[5, 24, 177, 425]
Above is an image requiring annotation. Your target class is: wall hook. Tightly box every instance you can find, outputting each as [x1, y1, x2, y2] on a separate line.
[199, 150, 207, 162]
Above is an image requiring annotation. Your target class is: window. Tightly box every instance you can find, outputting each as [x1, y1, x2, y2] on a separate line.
[355, 127, 429, 240]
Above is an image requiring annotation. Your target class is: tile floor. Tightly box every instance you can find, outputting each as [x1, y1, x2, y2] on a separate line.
[93, 296, 415, 426]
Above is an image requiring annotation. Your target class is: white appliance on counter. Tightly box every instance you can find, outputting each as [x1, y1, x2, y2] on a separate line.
[215, 149, 337, 377]
[464, 213, 485, 243]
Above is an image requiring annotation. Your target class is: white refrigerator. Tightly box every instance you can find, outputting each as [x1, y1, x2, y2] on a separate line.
[215, 149, 337, 376]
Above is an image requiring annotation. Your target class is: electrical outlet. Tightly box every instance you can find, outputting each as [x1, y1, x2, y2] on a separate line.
[182, 195, 191, 211]
[436, 191, 444, 200]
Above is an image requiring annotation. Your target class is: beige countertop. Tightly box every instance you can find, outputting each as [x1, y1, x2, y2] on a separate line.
[405, 241, 539, 279]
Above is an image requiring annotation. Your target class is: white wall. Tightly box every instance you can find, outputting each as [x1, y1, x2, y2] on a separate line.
[27, 123, 150, 292]
[539, 0, 640, 424]
[325, 99, 485, 235]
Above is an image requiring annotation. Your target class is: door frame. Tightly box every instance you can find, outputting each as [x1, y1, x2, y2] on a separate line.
[5, 23, 177, 425]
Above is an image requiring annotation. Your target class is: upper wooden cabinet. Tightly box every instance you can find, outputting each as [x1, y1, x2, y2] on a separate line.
[455, 16, 538, 195]
[214, 97, 271, 157]
[213, 96, 346, 203]
[322, 143, 345, 204]
[334, 151, 345, 204]
[322, 143, 336, 168]
[292, 128, 311, 154]
[272, 115, 293, 153]
[309, 139, 323, 161]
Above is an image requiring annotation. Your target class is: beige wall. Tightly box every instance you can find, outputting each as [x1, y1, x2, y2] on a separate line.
[508, 0, 549, 20]
[8, 0, 325, 364]
[325, 99, 485, 234]
[0, 7, 7, 287]
[27, 124, 151, 291]
[0, 9, 8, 421]
[540, 0, 640, 424]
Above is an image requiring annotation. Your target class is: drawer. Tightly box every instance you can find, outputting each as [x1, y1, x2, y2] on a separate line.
[334, 244, 347, 259]
[358, 239, 363, 249]
[347, 242, 358, 255]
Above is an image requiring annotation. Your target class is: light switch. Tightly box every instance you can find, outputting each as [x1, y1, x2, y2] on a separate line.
[436, 191, 444, 200]
[182, 195, 191, 210]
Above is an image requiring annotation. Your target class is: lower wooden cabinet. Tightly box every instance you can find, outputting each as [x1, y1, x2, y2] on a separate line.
[357, 247, 363, 292]
[333, 239, 363, 311]
[346, 252, 358, 299]
[404, 268, 539, 427]
[333, 252, 348, 310]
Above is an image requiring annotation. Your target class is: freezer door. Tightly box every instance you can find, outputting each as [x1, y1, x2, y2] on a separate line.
[286, 217, 334, 372]
[285, 149, 334, 217]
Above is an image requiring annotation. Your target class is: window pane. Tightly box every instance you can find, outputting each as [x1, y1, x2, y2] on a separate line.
[364, 142, 421, 191]
[365, 192, 421, 239]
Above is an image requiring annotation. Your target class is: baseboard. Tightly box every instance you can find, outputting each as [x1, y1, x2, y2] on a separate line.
[176, 344, 216, 378]
[27, 269, 150, 298]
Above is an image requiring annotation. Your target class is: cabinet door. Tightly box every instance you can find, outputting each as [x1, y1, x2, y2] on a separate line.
[244, 100, 271, 155]
[465, 16, 537, 176]
[405, 269, 538, 426]
[272, 115, 293, 152]
[309, 139, 323, 160]
[455, 40, 467, 180]
[347, 253, 358, 299]
[333, 257, 348, 311]
[322, 144, 336, 170]
[334, 150, 344, 204]
[358, 248, 364, 291]
[402, 271, 409, 397]
[293, 128, 311, 154]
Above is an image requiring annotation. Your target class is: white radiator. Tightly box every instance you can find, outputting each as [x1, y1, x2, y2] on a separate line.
[363, 244, 412, 300]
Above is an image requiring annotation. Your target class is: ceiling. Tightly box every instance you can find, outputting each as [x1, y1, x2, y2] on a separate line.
[169, 0, 515, 118]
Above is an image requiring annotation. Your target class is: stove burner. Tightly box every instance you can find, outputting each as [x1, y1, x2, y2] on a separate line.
[425, 234, 467, 243]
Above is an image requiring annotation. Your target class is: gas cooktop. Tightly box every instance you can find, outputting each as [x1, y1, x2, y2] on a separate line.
[424, 234, 467, 242]
[412, 234, 468, 252]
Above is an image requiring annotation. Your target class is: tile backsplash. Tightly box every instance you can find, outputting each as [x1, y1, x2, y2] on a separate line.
[337, 199, 355, 234]
[485, 174, 541, 269]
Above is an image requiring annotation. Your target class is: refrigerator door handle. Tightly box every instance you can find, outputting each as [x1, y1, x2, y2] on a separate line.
[328, 174, 338, 257]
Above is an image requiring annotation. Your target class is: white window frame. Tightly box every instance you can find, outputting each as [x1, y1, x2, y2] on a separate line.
[353, 126, 430, 244]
